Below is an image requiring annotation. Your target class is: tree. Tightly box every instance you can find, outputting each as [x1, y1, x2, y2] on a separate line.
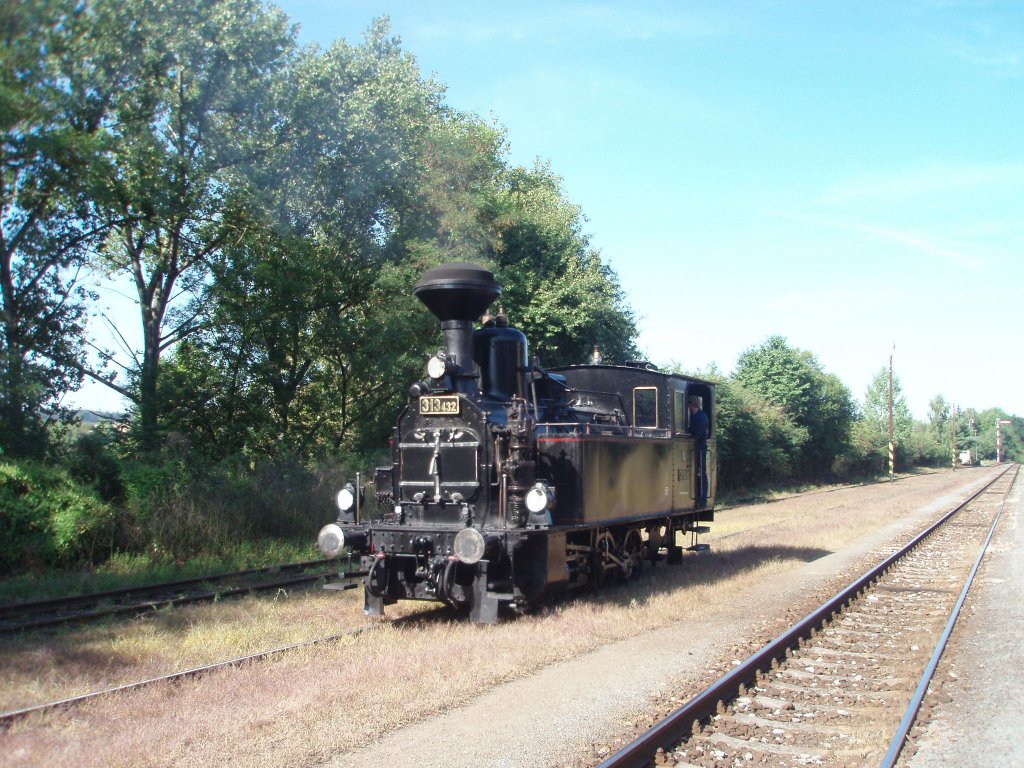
[86, 0, 296, 451]
[160, 31, 642, 461]
[856, 366, 913, 472]
[918, 394, 954, 466]
[927, 395, 951, 442]
[0, 0, 108, 456]
[399, 112, 506, 265]
[734, 336, 816, 418]
[483, 163, 639, 366]
[976, 408, 1019, 463]
[733, 335, 854, 477]
[696, 374, 808, 490]
[161, 19, 455, 459]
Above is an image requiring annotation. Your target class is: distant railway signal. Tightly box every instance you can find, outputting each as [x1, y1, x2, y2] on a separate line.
[996, 418, 1012, 463]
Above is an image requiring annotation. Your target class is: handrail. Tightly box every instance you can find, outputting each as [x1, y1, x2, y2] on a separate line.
[535, 422, 673, 438]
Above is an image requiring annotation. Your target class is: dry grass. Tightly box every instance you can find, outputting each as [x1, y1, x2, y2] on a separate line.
[0, 468, 993, 767]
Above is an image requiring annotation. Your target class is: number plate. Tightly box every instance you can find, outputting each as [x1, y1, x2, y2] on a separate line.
[419, 395, 460, 416]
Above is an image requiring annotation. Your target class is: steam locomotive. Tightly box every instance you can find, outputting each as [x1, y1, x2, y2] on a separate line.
[317, 262, 716, 623]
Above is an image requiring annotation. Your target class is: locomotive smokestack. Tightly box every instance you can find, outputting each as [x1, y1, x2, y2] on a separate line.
[413, 262, 501, 387]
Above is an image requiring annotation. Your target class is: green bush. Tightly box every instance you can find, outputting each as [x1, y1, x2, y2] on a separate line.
[112, 452, 345, 561]
[0, 460, 115, 573]
[68, 427, 126, 502]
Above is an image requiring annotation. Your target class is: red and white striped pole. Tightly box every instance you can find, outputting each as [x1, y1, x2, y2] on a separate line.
[996, 419, 1011, 464]
[888, 343, 895, 481]
[951, 406, 957, 469]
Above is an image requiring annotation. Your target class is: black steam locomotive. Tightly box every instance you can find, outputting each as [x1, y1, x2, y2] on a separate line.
[317, 262, 716, 623]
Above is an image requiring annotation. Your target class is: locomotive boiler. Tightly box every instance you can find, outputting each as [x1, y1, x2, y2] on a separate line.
[317, 262, 716, 623]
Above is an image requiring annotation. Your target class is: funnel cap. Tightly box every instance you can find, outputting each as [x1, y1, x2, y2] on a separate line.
[413, 262, 502, 322]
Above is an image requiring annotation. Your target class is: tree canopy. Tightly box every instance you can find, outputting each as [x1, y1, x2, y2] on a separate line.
[733, 335, 854, 478]
[0, 3, 641, 462]
[1, 0, 105, 456]
[1, 0, 1018, 485]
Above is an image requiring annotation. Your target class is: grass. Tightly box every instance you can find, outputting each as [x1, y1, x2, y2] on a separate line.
[714, 467, 942, 507]
[0, 539, 322, 605]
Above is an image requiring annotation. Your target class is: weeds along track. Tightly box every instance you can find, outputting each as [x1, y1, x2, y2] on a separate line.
[0, 606, 452, 730]
[595, 464, 1018, 768]
[717, 469, 944, 510]
[0, 558, 348, 634]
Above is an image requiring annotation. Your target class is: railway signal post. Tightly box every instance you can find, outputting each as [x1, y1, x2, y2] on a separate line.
[996, 418, 1011, 463]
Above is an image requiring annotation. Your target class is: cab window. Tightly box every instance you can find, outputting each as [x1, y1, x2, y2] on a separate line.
[686, 385, 714, 436]
[633, 387, 658, 428]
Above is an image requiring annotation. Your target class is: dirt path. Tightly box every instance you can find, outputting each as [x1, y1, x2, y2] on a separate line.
[907, 467, 1024, 768]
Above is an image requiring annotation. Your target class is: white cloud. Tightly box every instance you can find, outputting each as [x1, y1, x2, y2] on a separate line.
[819, 162, 1024, 205]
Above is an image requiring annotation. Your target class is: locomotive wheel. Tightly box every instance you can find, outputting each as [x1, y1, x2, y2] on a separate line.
[621, 529, 644, 581]
[593, 531, 619, 588]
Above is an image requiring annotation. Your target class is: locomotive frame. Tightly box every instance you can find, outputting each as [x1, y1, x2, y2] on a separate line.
[318, 262, 717, 623]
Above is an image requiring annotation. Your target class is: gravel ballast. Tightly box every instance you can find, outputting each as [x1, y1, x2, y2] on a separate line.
[907, 468, 1024, 768]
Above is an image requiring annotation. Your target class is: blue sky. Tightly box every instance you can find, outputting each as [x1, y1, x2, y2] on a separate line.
[74, 1, 1024, 418]
[272, 0, 1022, 419]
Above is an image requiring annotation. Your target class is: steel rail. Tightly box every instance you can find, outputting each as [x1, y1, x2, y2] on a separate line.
[0, 558, 336, 619]
[0, 630, 374, 729]
[880, 462, 1019, 767]
[595, 464, 1014, 768]
[0, 559, 343, 634]
[0, 609, 445, 730]
[1, 572, 335, 634]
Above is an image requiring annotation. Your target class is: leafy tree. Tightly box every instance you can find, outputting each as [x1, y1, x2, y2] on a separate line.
[952, 406, 981, 465]
[733, 335, 854, 477]
[734, 336, 816, 417]
[976, 408, 1019, 463]
[399, 112, 506, 264]
[856, 366, 913, 472]
[160, 25, 640, 461]
[0, 0, 106, 456]
[483, 163, 639, 366]
[907, 420, 948, 467]
[811, 370, 856, 475]
[84, 0, 297, 451]
[703, 375, 808, 490]
[927, 395, 951, 442]
[160, 20, 455, 460]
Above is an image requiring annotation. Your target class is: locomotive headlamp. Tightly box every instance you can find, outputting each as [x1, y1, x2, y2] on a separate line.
[336, 484, 356, 512]
[453, 527, 486, 565]
[317, 523, 345, 558]
[426, 354, 447, 380]
[525, 482, 555, 514]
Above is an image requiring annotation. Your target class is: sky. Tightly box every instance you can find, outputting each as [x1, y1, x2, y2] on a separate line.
[72, 1, 1024, 419]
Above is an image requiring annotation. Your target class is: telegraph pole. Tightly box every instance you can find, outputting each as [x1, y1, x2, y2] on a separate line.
[888, 343, 895, 481]
[951, 405, 957, 469]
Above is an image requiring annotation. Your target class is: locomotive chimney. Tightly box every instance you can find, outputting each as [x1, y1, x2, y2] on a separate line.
[413, 262, 501, 389]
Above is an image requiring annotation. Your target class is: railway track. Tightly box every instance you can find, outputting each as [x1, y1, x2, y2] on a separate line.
[0, 557, 352, 634]
[595, 463, 1017, 768]
[0, 607, 452, 730]
[1, 474, 951, 635]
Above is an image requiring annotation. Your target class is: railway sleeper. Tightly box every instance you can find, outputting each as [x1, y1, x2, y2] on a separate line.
[727, 711, 853, 735]
[693, 731, 830, 760]
[766, 680, 901, 704]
